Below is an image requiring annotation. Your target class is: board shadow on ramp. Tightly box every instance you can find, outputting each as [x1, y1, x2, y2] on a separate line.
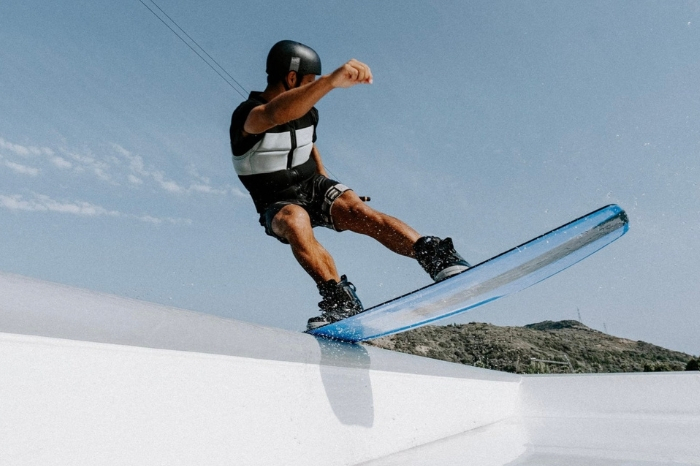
[316, 337, 374, 427]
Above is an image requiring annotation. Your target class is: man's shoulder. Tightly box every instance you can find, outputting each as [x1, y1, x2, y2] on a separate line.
[230, 92, 267, 156]
[232, 92, 266, 122]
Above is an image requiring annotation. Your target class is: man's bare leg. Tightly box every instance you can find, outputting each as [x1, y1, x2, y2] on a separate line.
[332, 191, 470, 281]
[331, 191, 421, 257]
[271, 191, 425, 284]
[271, 204, 340, 284]
[272, 203, 364, 329]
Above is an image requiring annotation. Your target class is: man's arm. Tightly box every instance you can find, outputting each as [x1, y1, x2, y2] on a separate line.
[244, 59, 373, 135]
[310, 144, 328, 177]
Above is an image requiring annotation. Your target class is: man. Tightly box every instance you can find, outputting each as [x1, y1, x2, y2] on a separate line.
[230, 40, 470, 330]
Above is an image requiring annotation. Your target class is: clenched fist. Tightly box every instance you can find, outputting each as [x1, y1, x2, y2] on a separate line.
[329, 59, 373, 88]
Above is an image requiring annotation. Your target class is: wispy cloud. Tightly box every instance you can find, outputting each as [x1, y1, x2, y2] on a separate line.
[2, 160, 39, 176]
[49, 155, 72, 169]
[111, 143, 238, 195]
[128, 174, 143, 185]
[0, 193, 119, 216]
[0, 135, 244, 225]
[60, 148, 116, 184]
[0, 193, 191, 225]
[1, 136, 238, 196]
[0, 137, 53, 157]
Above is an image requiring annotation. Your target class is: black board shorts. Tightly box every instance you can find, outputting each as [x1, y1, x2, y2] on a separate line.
[259, 174, 351, 244]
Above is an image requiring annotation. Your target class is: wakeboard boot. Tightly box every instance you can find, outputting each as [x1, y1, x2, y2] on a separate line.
[307, 275, 364, 330]
[414, 236, 471, 282]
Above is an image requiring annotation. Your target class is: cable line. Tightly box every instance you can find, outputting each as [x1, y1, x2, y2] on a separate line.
[137, 0, 248, 98]
[146, 0, 249, 96]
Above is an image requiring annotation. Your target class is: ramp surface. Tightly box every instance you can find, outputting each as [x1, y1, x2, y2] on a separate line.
[1, 272, 698, 465]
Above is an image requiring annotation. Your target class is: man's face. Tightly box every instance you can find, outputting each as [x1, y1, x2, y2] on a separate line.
[299, 74, 317, 87]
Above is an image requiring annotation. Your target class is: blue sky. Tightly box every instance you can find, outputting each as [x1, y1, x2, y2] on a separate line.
[1, 1, 698, 355]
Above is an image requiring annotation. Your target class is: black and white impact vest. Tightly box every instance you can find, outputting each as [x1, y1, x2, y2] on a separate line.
[230, 92, 318, 211]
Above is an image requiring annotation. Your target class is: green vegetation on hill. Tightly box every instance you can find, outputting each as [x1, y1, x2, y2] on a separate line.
[367, 320, 698, 374]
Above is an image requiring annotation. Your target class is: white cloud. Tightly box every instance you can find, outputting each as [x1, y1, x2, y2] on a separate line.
[3, 160, 39, 176]
[136, 214, 192, 226]
[128, 174, 143, 185]
[35, 194, 121, 217]
[3, 136, 242, 199]
[0, 192, 192, 225]
[1, 136, 241, 226]
[0, 194, 39, 211]
[152, 171, 186, 193]
[112, 143, 232, 196]
[229, 186, 248, 198]
[50, 156, 72, 169]
[112, 144, 147, 175]
[0, 137, 52, 157]
[61, 148, 116, 184]
[186, 164, 212, 185]
[0, 137, 32, 156]
[93, 167, 112, 183]
[189, 184, 219, 194]
[0, 193, 118, 217]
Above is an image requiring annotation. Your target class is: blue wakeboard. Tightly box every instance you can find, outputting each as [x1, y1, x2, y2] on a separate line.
[308, 204, 629, 343]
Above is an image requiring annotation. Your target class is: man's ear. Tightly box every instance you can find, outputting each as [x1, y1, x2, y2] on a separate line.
[285, 71, 298, 89]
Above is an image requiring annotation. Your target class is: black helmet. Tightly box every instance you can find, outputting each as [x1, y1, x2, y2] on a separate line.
[266, 40, 322, 79]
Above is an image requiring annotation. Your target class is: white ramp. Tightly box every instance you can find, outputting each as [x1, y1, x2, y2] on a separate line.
[0, 272, 698, 465]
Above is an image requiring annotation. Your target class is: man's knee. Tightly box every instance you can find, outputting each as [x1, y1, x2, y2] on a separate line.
[332, 191, 382, 230]
[333, 191, 372, 218]
[272, 205, 312, 241]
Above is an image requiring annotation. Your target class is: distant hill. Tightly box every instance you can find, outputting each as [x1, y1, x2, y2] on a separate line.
[367, 320, 699, 374]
